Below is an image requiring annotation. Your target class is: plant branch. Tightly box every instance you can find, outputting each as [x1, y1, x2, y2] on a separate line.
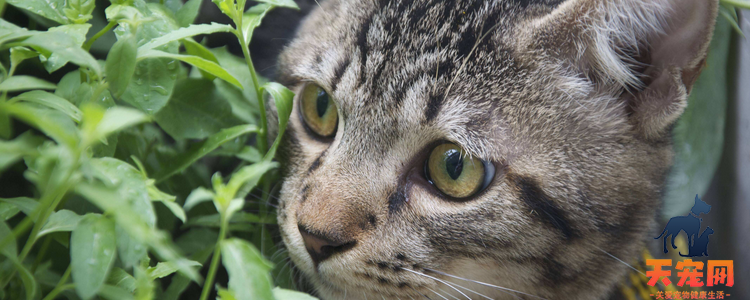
[198, 218, 228, 300]
[42, 266, 73, 300]
[83, 21, 117, 51]
[234, 26, 268, 154]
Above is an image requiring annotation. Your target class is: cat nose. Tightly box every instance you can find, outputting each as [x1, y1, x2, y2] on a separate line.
[298, 224, 356, 265]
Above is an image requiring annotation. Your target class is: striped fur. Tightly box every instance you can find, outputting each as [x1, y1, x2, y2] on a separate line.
[273, 0, 718, 299]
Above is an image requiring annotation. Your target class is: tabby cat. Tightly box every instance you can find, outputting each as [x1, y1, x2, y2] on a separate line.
[271, 0, 719, 299]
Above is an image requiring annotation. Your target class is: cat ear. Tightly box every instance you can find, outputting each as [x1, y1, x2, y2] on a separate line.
[525, 0, 719, 139]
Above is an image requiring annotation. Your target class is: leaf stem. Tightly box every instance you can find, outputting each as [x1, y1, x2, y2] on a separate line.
[18, 183, 71, 261]
[41, 284, 75, 300]
[1, 147, 81, 289]
[42, 266, 73, 300]
[198, 217, 228, 300]
[31, 235, 53, 272]
[234, 24, 268, 154]
[83, 21, 117, 52]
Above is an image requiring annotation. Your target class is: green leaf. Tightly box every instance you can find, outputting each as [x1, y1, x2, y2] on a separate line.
[218, 289, 239, 300]
[220, 238, 275, 300]
[21, 32, 102, 77]
[93, 107, 150, 141]
[0, 76, 56, 92]
[105, 5, 142, 23]
[0, 197, 39, 218]
[146, 260, 201, 279]
[273, 288, 319, 300]
[10, 257, 39, 300]
[252, 0, 300, 9]
[154, 78, 241, 139]
[6, 0, 70, 24]
[89, 157, 156, 267]
[37, 209, 83, 237]
[0, 18, 24, 32]
[262, 82, 295, 160]
[0, 20, 37, 47]
[10, 91, 83, 122]
[139, 50, 242, 89]
[153, 124, 259, 182]
[183, 39, 220, 81]
[156, 200, 187, 223]
[0, 132, 44, 172]
[63, 0, 96, 24]
[106, 267, 136, 293]
[9, 47, 39, 71]
[236, 146, 262, 163]
[175, 0, 203, 27]
[183, 187, 214, 212]
[212, 0, 238, 19]
[138, 23, 233, 52]
[240, 4, 273, 46]
[106, 35, 138, 98]
[0, 220, 17, 258]
[98, 285, 134, 300]
[663, 15, 731, 219]
[55, 70, 116, 108]
[71, 214, 117, 300]
[74, 182, 202, 282]
[4, 103, 79, 148]
[227, 161, 278, 199]
[133, 264, 155, 300]
[0, 203, 21, 221]
[115, 2, 180, 114]
[184, 212, 274, 229]
[43, 24, 92, 73]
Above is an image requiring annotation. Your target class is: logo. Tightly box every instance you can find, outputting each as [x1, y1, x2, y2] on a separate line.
[655, 195, 712, 257]
[644, 195, 735, 298]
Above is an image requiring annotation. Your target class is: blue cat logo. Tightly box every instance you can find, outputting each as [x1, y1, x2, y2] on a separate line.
[654, 195, 713, 257]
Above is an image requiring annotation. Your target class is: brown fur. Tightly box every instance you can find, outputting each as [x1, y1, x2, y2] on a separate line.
[272, 0, 718, 299]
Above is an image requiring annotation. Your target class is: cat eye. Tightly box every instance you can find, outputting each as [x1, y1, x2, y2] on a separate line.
[300, 83, 338, 138]
[425, 143, 495, 199]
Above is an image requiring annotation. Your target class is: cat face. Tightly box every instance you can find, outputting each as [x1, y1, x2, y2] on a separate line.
[274, 0, 718, 299]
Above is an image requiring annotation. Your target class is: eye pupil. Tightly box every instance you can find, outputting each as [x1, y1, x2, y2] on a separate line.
[316, 91, 329, 118]
[426, 143, 494, 199]
[300, 84, 338, 138]
[444, 150, 463, 180]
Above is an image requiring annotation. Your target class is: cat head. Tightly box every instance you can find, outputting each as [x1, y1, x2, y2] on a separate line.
[691, 195, 712, 216]
[272, 0, 718, 299]
[703, 227, 715, 236]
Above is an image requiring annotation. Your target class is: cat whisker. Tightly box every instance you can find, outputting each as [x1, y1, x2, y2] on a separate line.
[427, 287, 450, 300]
[312, 0, 328, 16]
[436, 287, 461, 300]
[244, 195, 279, 208]
[423, 268, 544, 300]
[593, 246, 669, 290]
[401, 268, 472, 300]
[593, 246, 646, 277]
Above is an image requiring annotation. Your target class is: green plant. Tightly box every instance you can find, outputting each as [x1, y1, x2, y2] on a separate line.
[0, 0, 314, 299]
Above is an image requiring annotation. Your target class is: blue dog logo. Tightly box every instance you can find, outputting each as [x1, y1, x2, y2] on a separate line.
[654, 195, 713, 257]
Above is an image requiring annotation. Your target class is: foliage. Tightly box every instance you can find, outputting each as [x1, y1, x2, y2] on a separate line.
[0, 0, 311, 299]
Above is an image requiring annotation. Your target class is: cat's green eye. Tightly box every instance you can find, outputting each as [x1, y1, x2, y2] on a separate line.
[300, 83, 338, 137]
[425, 143, 494, 199]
